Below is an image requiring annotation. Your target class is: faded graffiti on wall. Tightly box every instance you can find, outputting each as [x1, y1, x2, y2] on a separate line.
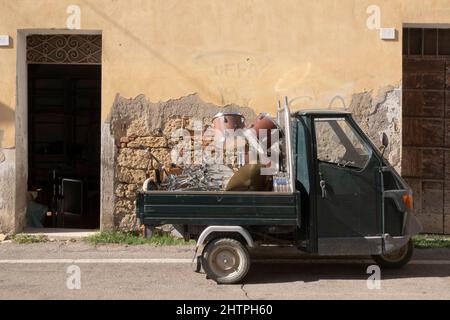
[193, 50, 271, 107]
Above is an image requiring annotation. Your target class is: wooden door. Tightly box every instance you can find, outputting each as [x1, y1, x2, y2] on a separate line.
[402, 57, 449, 233]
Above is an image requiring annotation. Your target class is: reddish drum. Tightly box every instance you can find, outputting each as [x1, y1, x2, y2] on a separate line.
[212, 112, 246, 132]
[250, 113, 281, 148]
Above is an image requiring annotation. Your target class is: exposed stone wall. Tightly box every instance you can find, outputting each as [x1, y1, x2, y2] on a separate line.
[114, 136, 167, 231]
[109, 93, 256, 231]
[107, 88, 403, 232]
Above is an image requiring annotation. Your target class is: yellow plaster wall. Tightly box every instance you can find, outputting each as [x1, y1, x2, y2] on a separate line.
[0, 0, 449, 148]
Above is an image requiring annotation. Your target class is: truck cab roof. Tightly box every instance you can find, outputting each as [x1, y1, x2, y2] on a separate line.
[294, 109, 352, 117]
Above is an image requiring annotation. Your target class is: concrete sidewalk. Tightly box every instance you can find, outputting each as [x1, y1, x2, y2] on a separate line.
[20, 228, 97, 240]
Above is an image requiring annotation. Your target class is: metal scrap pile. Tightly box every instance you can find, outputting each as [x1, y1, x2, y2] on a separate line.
[143, 111, 289, 193]
[163, 164, 233, 192]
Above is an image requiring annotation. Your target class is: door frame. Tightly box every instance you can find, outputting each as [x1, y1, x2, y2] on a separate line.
[16, 29, 104, 232]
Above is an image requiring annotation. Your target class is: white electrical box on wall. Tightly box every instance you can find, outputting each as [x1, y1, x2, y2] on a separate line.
[0, 35, 10, 47]
[380, 28, 397, 40]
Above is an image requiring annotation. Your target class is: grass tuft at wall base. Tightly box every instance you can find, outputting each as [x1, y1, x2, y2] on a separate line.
[84, 231, 194, 246]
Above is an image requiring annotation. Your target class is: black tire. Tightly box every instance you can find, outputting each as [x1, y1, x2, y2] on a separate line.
[202, 238, 250, 284]
[193, 256, 202, 273]
[372, 239, 414, 269]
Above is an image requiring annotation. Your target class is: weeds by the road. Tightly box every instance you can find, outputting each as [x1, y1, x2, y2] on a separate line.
[85, 231, 195, 246]
[87, 233, 449, 248]
[413, 235, 450, 249]
[12, 234, 48, 244]
[10, 231, 450, 249]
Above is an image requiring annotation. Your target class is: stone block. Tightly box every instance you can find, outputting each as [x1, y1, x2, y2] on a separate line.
[119, 214, 139, 232]
[117, 167, 147, 184]
[127, 136, 168, 149]
[115, 183, 139, 199]
[150, 148, 173, 168]
[115, 199, 136, 215]
[117, 148, 150, 170]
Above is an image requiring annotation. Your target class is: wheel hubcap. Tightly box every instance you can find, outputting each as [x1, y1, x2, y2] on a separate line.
[216, 250, 237, 271]
[209, 246, 241, 277]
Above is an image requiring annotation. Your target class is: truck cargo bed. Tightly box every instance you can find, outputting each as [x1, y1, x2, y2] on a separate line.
[136, 191, 300, 226]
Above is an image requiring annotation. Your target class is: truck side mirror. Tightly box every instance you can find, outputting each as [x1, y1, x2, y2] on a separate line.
[381, 133, 389, 149]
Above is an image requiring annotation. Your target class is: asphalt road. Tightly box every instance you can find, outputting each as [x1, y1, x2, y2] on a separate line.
[0, 242, 449, 300]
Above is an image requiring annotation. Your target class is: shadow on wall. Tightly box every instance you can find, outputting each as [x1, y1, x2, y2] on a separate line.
[0, 129, 4, 164]
[0, 101, 15, 164]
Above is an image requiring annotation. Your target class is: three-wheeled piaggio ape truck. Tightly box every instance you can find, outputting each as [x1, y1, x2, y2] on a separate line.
[136, 99, 422, 284]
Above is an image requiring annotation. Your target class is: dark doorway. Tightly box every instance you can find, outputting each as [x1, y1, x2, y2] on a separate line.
[27, 64, 101, 229]
[402, 27, 450, 234]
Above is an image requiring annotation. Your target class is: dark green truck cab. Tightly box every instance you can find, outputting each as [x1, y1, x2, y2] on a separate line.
[136, 109, 422, 284]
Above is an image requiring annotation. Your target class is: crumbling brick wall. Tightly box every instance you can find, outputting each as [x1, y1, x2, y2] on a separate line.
[115, 135, 169, 231]
[109, 93, 256, 231]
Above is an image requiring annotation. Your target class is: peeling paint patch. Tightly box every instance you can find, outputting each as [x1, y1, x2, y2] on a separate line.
[110, 93, 256, 140]
[107, 90, 403, 230]
[0, 149, 16, 234]
[349, 85, 402, 172]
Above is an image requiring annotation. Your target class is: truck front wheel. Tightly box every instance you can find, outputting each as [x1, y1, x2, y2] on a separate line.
[372, 239, 414, 269]
[202, 238, 250, 284]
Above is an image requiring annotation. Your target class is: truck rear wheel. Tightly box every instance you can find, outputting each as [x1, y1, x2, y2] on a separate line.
[202, 238, 250, 284]
[372, 239, 413, 269]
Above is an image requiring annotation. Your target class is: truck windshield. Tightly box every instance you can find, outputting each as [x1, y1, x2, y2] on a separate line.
[314, 118, 371, 169]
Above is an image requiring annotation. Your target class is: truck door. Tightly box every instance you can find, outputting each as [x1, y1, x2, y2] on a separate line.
[313, 117, 381, 251]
